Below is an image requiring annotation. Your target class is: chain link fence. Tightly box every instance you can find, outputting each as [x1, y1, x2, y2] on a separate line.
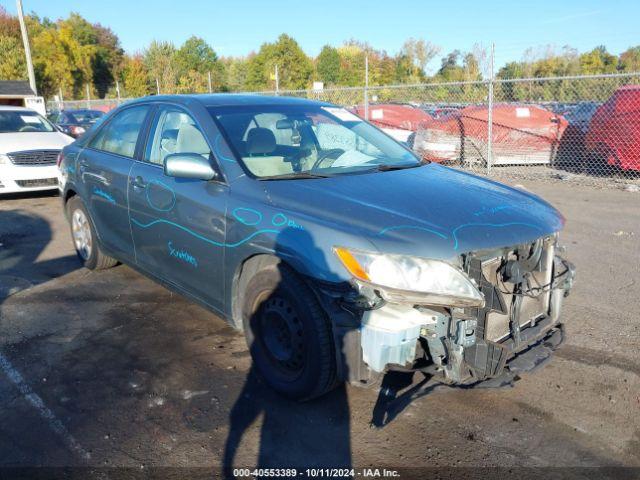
[48, 72, 640, 187]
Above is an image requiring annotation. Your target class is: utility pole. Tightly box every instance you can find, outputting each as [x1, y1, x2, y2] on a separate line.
[486, 43, 495, 175]
[364, 55, 369, 120]
[115, 79, 121, 103]
[16, 0, 37, 95]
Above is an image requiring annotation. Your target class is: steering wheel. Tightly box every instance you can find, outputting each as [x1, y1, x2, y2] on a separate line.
[311, 148, 345, 170]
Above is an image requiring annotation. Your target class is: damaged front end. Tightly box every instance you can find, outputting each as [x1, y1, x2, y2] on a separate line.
[332, 235, 575, 387]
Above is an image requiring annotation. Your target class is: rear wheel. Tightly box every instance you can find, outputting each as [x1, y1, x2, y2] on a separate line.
[66, 196, 117, 270]
[586, 144, 616, 176]
[241, 261, 337, 400]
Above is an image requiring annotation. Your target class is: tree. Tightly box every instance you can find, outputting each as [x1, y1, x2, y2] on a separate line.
[579, 46, 618, 74]
[174, 36, 224, 92]
[0, 35, 26, 80]
[619, 46, 640, 72]
[92, 23, 124, 97]
[316, 45, 340, 85]
[121, 54, 150, 97]
[336, 43, 366, 87]
[399, 38, 440, 80]
[223, 56, 249, 91]
[31, 22, 96, 99]
[0, 6, 20, 38]
[144, 40, 178, 94]
[246, 34, 313, 90]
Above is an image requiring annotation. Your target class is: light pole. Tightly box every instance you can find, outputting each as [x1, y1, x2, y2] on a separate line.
[16, 0, 37, 95]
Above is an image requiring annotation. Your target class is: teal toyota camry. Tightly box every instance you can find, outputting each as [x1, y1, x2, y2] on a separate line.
[58, 94, 575, 400]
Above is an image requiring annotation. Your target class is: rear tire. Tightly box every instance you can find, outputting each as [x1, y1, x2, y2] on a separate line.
[66, 196, 117, 270]
[241, 261, 337, 400]
[586, 144, 615, 176]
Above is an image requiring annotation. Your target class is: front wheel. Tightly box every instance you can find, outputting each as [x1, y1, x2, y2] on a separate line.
[241, 262, 337, 400]
[66, 196, 117, 270]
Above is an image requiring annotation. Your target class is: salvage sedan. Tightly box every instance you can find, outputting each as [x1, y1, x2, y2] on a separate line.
[59, 95, 575, 400]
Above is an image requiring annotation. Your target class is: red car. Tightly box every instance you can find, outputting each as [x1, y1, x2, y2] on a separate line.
[413, 104, 567, 166]
[351, 104, 432, 144]
[585, 85, 640, 172]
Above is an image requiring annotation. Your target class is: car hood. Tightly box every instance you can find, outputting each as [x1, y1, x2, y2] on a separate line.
[0, 132, 74, 154]
[263, 163, 564, 259]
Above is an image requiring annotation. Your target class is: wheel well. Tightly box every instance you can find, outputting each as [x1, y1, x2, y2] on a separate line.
[64, 189, 77, 204]
[231, 254, 282, 331]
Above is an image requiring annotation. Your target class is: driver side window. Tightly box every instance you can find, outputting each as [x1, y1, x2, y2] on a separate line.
[145, 107, 211, 165]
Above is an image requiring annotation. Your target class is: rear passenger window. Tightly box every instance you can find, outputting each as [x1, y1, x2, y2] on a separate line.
[89, 106, 149, 158]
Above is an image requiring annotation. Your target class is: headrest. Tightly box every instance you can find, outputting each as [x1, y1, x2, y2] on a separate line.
[162, 128, 178, 141]
[246, 127, 276, 155]
[176, 123, 210, 155]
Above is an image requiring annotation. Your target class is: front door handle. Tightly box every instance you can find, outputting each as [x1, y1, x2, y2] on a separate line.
[131, 176, 147, 189]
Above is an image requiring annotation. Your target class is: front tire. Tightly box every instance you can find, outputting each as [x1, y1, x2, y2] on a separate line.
[241, 261, 337, 400]
[66, 196, 117, 270]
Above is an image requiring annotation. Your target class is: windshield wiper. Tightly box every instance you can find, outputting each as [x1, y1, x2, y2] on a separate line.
[258, 171, 330, 181]
[368, 163, 422, 172]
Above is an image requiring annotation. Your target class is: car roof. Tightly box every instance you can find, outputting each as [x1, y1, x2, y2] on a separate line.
[63, 108, 103, 113]
[0, 105, 34, 112]
[126, 93, 333, 108]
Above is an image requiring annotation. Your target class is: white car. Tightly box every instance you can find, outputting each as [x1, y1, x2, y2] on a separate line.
[0, 106, 73, 195]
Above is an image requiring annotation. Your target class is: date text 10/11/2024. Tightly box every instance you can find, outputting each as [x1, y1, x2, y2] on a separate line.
[232, 468, 400, 478]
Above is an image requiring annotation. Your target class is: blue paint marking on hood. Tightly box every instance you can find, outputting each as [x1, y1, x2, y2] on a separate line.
[263, 163, 564, 259]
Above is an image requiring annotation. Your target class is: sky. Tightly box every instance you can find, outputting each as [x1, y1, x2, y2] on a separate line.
[4, 0, 639, 72]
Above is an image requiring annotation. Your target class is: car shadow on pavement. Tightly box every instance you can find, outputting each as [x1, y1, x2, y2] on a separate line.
[223, 228, 353, 476]
[370, 371, 444, 428]
[0, 208, 79, 298]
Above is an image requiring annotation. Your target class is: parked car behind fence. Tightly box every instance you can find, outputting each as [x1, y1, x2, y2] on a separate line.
[585, 85, 640, 172]
[351, 103, 432, 144]
[413, 104, 568, 167]
[48, 109, 105, 138]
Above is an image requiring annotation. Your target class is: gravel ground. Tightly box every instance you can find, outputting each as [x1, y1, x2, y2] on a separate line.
[0, 181, 638, 478]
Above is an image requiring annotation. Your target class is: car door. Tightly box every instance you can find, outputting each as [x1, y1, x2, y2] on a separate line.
[79, 105, 151, 262]
[127, 104, 228, 311]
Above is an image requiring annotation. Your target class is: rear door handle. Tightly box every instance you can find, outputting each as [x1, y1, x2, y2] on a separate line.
[131, 176, 147, 189]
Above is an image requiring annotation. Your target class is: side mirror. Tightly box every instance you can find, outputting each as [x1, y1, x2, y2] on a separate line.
[164, 153, 217, 181]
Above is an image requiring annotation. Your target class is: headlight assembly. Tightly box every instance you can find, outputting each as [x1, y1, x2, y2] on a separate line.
[0, 154, 9, 165]
[334, 247, 484, 308]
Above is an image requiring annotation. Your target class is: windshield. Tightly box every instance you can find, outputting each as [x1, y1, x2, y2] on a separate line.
[67, 110, 104, 124]
[0, 110, 56, 133]
[210, 104, 421, 179]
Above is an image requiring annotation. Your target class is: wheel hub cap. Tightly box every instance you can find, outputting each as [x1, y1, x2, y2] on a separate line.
[71, 209, 92, 260]
[260, 297, 305, 373]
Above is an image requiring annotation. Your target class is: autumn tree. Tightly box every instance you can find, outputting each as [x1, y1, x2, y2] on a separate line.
[619, 46, 640, 72]
[246, 34, 313, 90]
[174, 36, 225, 93]
[144, 40, 178, 94]
[120, 54, 151, 97]
[316, 45, 340, 86]
[0, 35, 26, 80]
[579, 46, 618, 74]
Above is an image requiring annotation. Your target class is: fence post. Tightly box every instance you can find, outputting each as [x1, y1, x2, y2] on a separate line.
[156, 78, 160, 95]
[86, 84, 91, 109]
[208, 71, 212, 93]
[364, 55, 369, 120]
[274, 65, 279, 96]
[486, 43, 495, 175]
